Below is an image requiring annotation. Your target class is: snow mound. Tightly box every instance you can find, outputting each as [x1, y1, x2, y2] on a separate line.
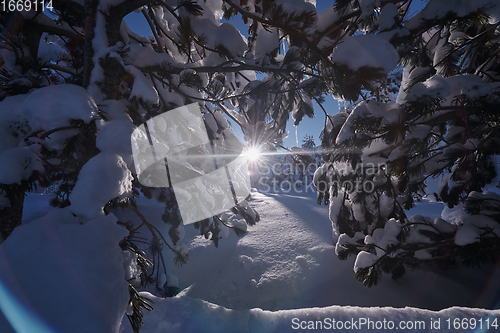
[455, 215, 500, 246]
[0, 213, 129, 333]
[274, 0, 316, 17]
[420, 0, 497, 21]
[0, 147, 43, 185]
[96, 119, 136, 169]
[3, 190, 500, 333]
[38, 33, 68, 63]
[119, 190, 500, 315]
[406, 75, 450, 101]
[136, 291, 500, 333]
[23, 84, 98, 132]
[336, 100, 399, 144]
[127, 66, 160, 104]
[353, 251, 378, 272]
[330, 35, 399, 74]
[405, 74, 492, 103]
[253, 25, 279, 59]
[69, 153, 133, 220]
[191, 20, 247, 58]
[378, 3, 398, 31]
[0, 94, 30, 153]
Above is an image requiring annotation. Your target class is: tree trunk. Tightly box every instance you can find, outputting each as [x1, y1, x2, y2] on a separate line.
[0, 191, 25, 243]
[82, 0, 99, 88]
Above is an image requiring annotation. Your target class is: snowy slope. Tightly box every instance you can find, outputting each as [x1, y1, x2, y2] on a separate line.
[1, 189, 499, 333]
[0, 211, 129, 333]
[117, 189, 500, 332]
[132, 292, 500, 333]
[133, 189, 500, 312]
[124, 189, 500, 332]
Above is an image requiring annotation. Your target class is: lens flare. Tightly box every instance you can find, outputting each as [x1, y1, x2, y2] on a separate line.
[245, 147, 261, 162]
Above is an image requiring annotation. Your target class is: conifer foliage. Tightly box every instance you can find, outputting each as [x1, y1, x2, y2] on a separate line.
[0, 0, 342, 331]
[314, 0, 500, 287]
[1, 0, 500, 331]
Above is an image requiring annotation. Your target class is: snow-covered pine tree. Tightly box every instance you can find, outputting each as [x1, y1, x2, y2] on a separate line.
[4, 0, 497, 329]
[314, 0, 500, 287]
[302, 134, 315, 150]
[0, 1, 356, 331]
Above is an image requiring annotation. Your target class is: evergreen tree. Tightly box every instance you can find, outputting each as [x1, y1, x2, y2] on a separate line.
[0, 1, 334, 331]
[314, 0, 500, 287]
[302, 134, 316, 150]
[2, 1, 499, 331]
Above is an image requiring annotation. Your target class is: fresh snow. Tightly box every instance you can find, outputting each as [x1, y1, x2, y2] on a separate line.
[405, 75, 450, 101]
[315, 5, 339, 32]
[0, 94, 30, 152]
[274, 0, 316, 17]
[23, 84, 98, 132]
[353, 251, 378, 271]
[2, 0, 500, 331]
[125, 43, 176, 68]
[405, 73, 493, 107]
[378, 3, 398, 31]
[1, 189, 499, 333]
[359, 0, 380, 18]
[127, 66, 160, 104]
[125, 189, 499, 332]
[118, 190, 499, 312]
[330, 34, 399, 74]
[20, 84, 99, 150]
[0, 212, 129, 333]
[37, 33, 68, 64]
[0, 147, 43, 185]
[455, 215, 500, 246]
[69, 153, 133, 220]
[405, 0, 497, 29]
[407, 125, 431, 140]
[97, 119, 136, 169]
[413, 0, 499, 22]
[253, 25, 279, 59]
[134, 291, 500, 333]
[190, 20, 247, 59]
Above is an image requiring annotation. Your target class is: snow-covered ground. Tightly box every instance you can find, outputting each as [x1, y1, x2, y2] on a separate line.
[1, 189, 499, 333]
[124, 190, 500, 332]
[138, 189, 499, 311]
[127, 189, 500, 332]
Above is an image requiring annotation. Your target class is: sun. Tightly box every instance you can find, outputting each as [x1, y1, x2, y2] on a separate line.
[245, 146, 262, 162]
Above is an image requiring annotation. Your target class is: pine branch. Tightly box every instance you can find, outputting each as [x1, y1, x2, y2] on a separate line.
[42, 63, 77, 75]
[142, 8, 164, 52]
[33, 12, 78, 38]
[214, 215, 246, 238]
[126, 285, 154, 333]
[313, 9, 361, 45]
[435, 22, 500, 72]
[223, 0, 332, 64]
[128, 205, 187, 266]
